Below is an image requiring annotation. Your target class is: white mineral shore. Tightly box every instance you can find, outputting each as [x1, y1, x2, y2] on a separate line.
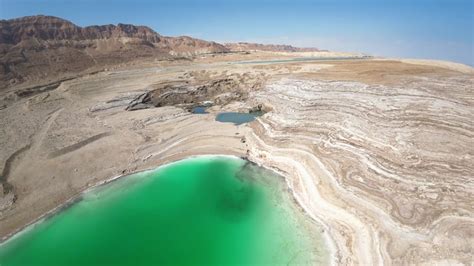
[0, 54, 473, 265]
[246, 76, 473, 265]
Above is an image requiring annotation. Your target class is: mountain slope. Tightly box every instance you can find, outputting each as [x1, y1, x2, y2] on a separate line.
[0, 15, 229, 89]
[0, 15, 321, 90]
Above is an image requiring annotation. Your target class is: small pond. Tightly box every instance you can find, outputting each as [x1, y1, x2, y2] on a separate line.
[215, 111, 264, 125]
[191, 106, 209, 114]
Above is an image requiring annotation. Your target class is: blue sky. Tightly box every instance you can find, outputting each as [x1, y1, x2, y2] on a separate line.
[1, 0, 473, 65]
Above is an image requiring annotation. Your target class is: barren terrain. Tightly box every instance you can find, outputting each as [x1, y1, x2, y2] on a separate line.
[1, 43, 473, 265]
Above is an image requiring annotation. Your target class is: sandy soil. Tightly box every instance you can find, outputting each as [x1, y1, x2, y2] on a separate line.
[1, 52, 473, 265]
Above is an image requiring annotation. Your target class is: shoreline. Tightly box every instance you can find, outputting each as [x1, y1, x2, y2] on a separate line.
[0, 154, 334, 265]
[1, 55, 472, 265]
[247, 154, 338, 266]
[0, 154, 241, 243]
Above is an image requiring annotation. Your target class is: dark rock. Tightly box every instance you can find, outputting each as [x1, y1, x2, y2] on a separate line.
[125, 91, 154, 111]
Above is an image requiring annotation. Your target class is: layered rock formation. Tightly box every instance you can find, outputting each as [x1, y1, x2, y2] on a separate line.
[0, 15, 228, 89]
[0, 16, 161, 44]
[0, 52, 473, 264]
[246, 76, 474, 265]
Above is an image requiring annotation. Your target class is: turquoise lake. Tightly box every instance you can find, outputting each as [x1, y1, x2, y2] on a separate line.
[0, 156, 328, 265]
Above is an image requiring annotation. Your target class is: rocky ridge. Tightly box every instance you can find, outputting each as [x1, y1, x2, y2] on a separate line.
[0, 15, 228, 89]
[0, 15, 321, 90]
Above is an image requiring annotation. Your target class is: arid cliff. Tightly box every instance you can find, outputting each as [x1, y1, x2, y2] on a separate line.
[0, 15, 229, 89]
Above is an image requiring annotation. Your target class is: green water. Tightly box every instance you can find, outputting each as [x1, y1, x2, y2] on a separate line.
[0, 156, 327, 265]
[215, 111, 264, 125]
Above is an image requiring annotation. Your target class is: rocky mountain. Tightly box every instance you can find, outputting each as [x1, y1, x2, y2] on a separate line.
[224, 42, 320, 52]
[0, 15, 228, 52]
[0, 16, 160, 44]
[0, 15, 320, 89]
[0, 15, 229, 89]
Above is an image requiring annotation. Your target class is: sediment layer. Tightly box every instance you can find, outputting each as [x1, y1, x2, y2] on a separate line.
[246, 77, 474, 265]
[1, 55, 473, 265]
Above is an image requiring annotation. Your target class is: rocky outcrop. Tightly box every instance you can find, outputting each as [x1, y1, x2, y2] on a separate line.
[0, 15, 230, 89]
[1, 16, 154, 45]
[126, 73, 266, 111]
[0, 16, 82, 44]
[0, 16, 228, 53]
[125, 91, 155, 111]
[0, 15, 330, 91]
[163, 36, 228, 56]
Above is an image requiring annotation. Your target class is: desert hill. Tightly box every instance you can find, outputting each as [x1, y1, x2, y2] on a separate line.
[0, 15, 232, 89]
[0, 15, 321, 90]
